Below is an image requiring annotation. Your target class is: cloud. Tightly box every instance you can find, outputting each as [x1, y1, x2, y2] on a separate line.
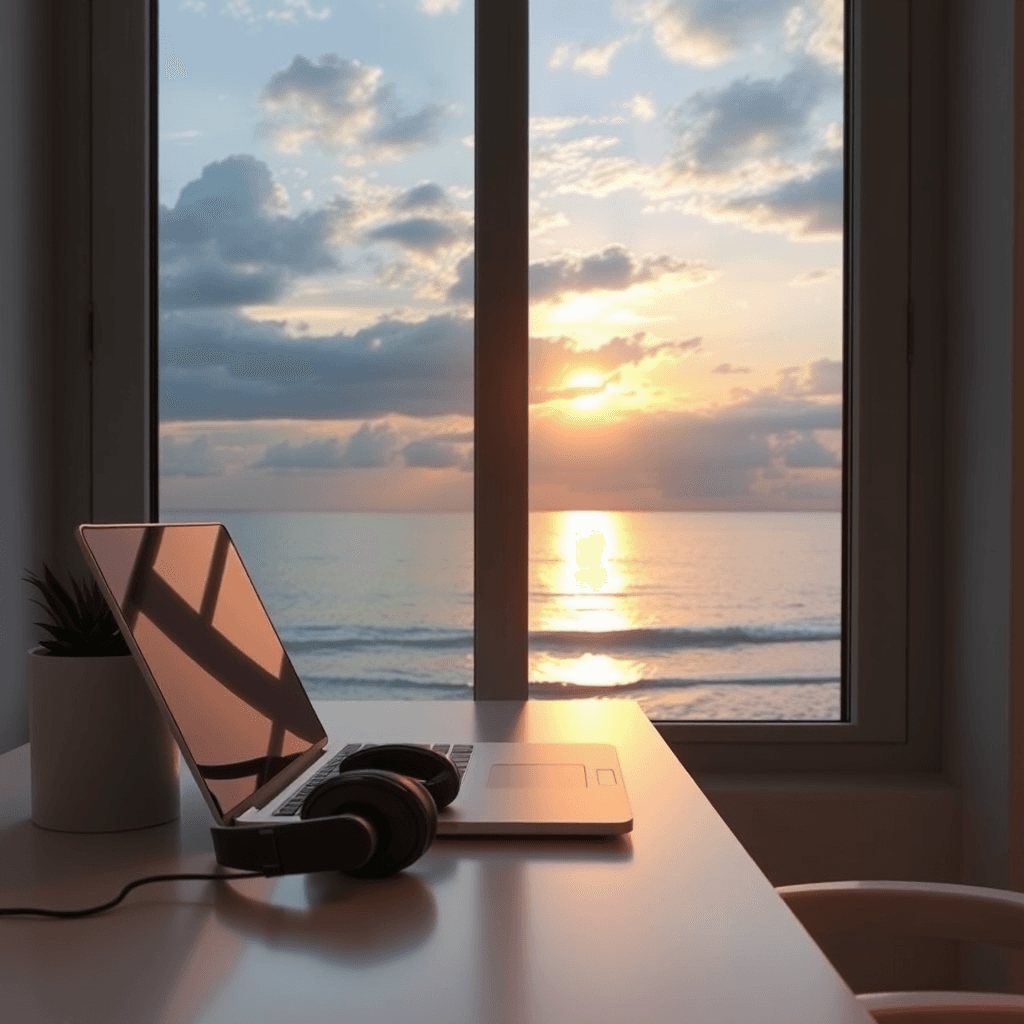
[258, 53, 448, 163]
[160, 155, 347, 309]
[531, 332, 702, 403]
[445, 256, 474, 304]
[789, 267, 837, 286]
[699, 157, 842, 237]
[221, 0, 330, 23]
[254, 421, 400, 471]
[802, 358, 842, 395]
[418, 0, 460, 12]
[530, 40, 842, 240]
[365, 217, 462, 254]
[344, 421, 400, 466]
[786, 0, 844, 70]
[160, 309, 473, 421]
[530, 115, 625, 137]
[530, 388, 842, 508]
[629, 0, 796, 67]
[625, 94, 657, 122]
[773, 359, 842, 396]
[266, 0, 330, 21]
[393, 182, 450, 211]
[779, 430, 838, 468]
[530, 245, 713, 303]
[403, 436, 471, 469]
[448, 244, 713, 306]
[668, 61, 834, 173]
[255, 436, 347, 470]
[549, 37, 631, 76]
[160, 435, 223, 477]
[712, 363, 751, 374]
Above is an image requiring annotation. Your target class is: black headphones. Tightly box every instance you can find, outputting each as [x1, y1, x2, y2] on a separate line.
[210, 745, 461, 879]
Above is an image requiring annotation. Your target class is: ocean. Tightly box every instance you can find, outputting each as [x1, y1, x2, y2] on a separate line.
[162, 510, 842, 721]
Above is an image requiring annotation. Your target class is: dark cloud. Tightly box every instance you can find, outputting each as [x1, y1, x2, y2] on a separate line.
[393, 182, 450, 210]
[402, 437, 471, 469]
[447, 245, 710, 306]
[160, 259, 288, 309]
[255, 437, 348, 471]
[446, 255, 474, 303]
[345, 421, 400, 467]
[160, 310, 473, 421]
[160, 155, 347, 310]
[530, 244, 710, 302]
[530, 391, 841, 506]
[804, 357, 843, 395]
[669, 61, 834, 171]
[251, 423, 472, 475]
[365, 217, 462, 253]
[712, 362, 751, 374]
[367, 87, 448, 151]
[159, 435, 223, 478]
[710, 159, 842, 237]
[254, 422, 400, 472]
[258, 53, 449, 161]
[779, 431, 839, 468]
[776, 357, 843, 395]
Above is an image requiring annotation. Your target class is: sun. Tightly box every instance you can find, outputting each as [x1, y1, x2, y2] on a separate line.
[564, 371, 609, 411]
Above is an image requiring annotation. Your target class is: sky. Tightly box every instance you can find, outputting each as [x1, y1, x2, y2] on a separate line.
[158, 0, 844, 513]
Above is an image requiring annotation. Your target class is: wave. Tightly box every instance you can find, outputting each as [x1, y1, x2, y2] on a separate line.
[281, 621, 840, 655]
[527, 675, 840, 697]
[301, 674, 840, 699]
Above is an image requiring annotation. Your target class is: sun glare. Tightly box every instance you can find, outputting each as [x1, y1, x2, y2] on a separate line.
[530, 652, 645, 689]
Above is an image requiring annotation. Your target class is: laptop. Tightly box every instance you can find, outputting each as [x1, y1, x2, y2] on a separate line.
[77, 522, 633, 837]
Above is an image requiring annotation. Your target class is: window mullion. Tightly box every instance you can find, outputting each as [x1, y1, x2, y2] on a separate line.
[474, 0, 530, 700]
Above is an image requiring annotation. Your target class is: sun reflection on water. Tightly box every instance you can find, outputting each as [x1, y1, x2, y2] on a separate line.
[530, 511, 648, 690]
[531, 652, 645, 689]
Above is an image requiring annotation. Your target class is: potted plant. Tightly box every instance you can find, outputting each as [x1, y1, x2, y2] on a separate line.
[25, 566, 179, 832]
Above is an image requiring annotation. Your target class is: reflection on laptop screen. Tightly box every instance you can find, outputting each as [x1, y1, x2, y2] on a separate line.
[80, 523, 326, 816]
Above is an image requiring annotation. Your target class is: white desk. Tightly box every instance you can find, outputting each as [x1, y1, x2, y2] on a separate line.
[0, 700, 872, 1024]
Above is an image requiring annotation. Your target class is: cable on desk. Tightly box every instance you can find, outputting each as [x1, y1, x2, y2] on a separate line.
[0, 871, 264, 919]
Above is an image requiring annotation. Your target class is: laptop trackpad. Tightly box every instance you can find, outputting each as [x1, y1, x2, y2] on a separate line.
[487, 763, 587, 788]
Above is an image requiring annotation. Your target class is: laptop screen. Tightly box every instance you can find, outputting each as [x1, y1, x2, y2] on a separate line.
[78, 523, 326, 817]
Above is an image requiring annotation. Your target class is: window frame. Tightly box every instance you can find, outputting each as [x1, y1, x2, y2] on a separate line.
[73, 0, 944, 774]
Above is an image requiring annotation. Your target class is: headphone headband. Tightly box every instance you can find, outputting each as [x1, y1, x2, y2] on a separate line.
[210, 746, 461, 879]
[212, 813, 375, 875]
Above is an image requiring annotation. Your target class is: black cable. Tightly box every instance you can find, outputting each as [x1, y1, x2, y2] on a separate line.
[0, 871, 264, 919]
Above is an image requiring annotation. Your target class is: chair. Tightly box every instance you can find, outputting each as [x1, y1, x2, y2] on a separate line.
[777, 880, 1024, 1022]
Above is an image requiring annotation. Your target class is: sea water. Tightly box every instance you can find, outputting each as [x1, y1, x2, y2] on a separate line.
[162, 510, 841, 721]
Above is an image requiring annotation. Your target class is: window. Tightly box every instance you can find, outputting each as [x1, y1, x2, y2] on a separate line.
[80, 0, 944, 771]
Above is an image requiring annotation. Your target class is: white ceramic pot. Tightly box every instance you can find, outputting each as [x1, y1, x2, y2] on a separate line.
[28, 648, 179, 832]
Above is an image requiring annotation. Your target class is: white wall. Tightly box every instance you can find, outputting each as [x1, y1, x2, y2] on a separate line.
[0, 0, 53, 755]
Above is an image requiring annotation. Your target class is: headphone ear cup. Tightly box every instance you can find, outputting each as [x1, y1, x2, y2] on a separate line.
[300, 769, 437, 879]
[336, 744, 461, 811]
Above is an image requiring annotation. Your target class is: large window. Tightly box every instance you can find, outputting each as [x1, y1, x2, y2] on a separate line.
[82, 0, 942, 770]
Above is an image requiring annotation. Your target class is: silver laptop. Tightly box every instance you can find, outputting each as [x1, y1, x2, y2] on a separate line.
[77, 522, 632, 837]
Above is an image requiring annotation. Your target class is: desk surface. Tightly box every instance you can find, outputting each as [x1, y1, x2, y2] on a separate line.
[0, 700, 871, 1024]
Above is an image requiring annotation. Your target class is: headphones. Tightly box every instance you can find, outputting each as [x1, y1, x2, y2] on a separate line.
[210, 745, 461, 879]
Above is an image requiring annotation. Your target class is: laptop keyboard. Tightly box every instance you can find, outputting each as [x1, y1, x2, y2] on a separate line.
[272, 743, 473, 817]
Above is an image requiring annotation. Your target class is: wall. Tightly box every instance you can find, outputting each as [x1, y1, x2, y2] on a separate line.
[0, 0, 53, 755]
[945, 5, 1017, 998]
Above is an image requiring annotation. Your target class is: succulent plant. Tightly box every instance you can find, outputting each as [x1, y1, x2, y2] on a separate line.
[24, 566, 130, 657]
